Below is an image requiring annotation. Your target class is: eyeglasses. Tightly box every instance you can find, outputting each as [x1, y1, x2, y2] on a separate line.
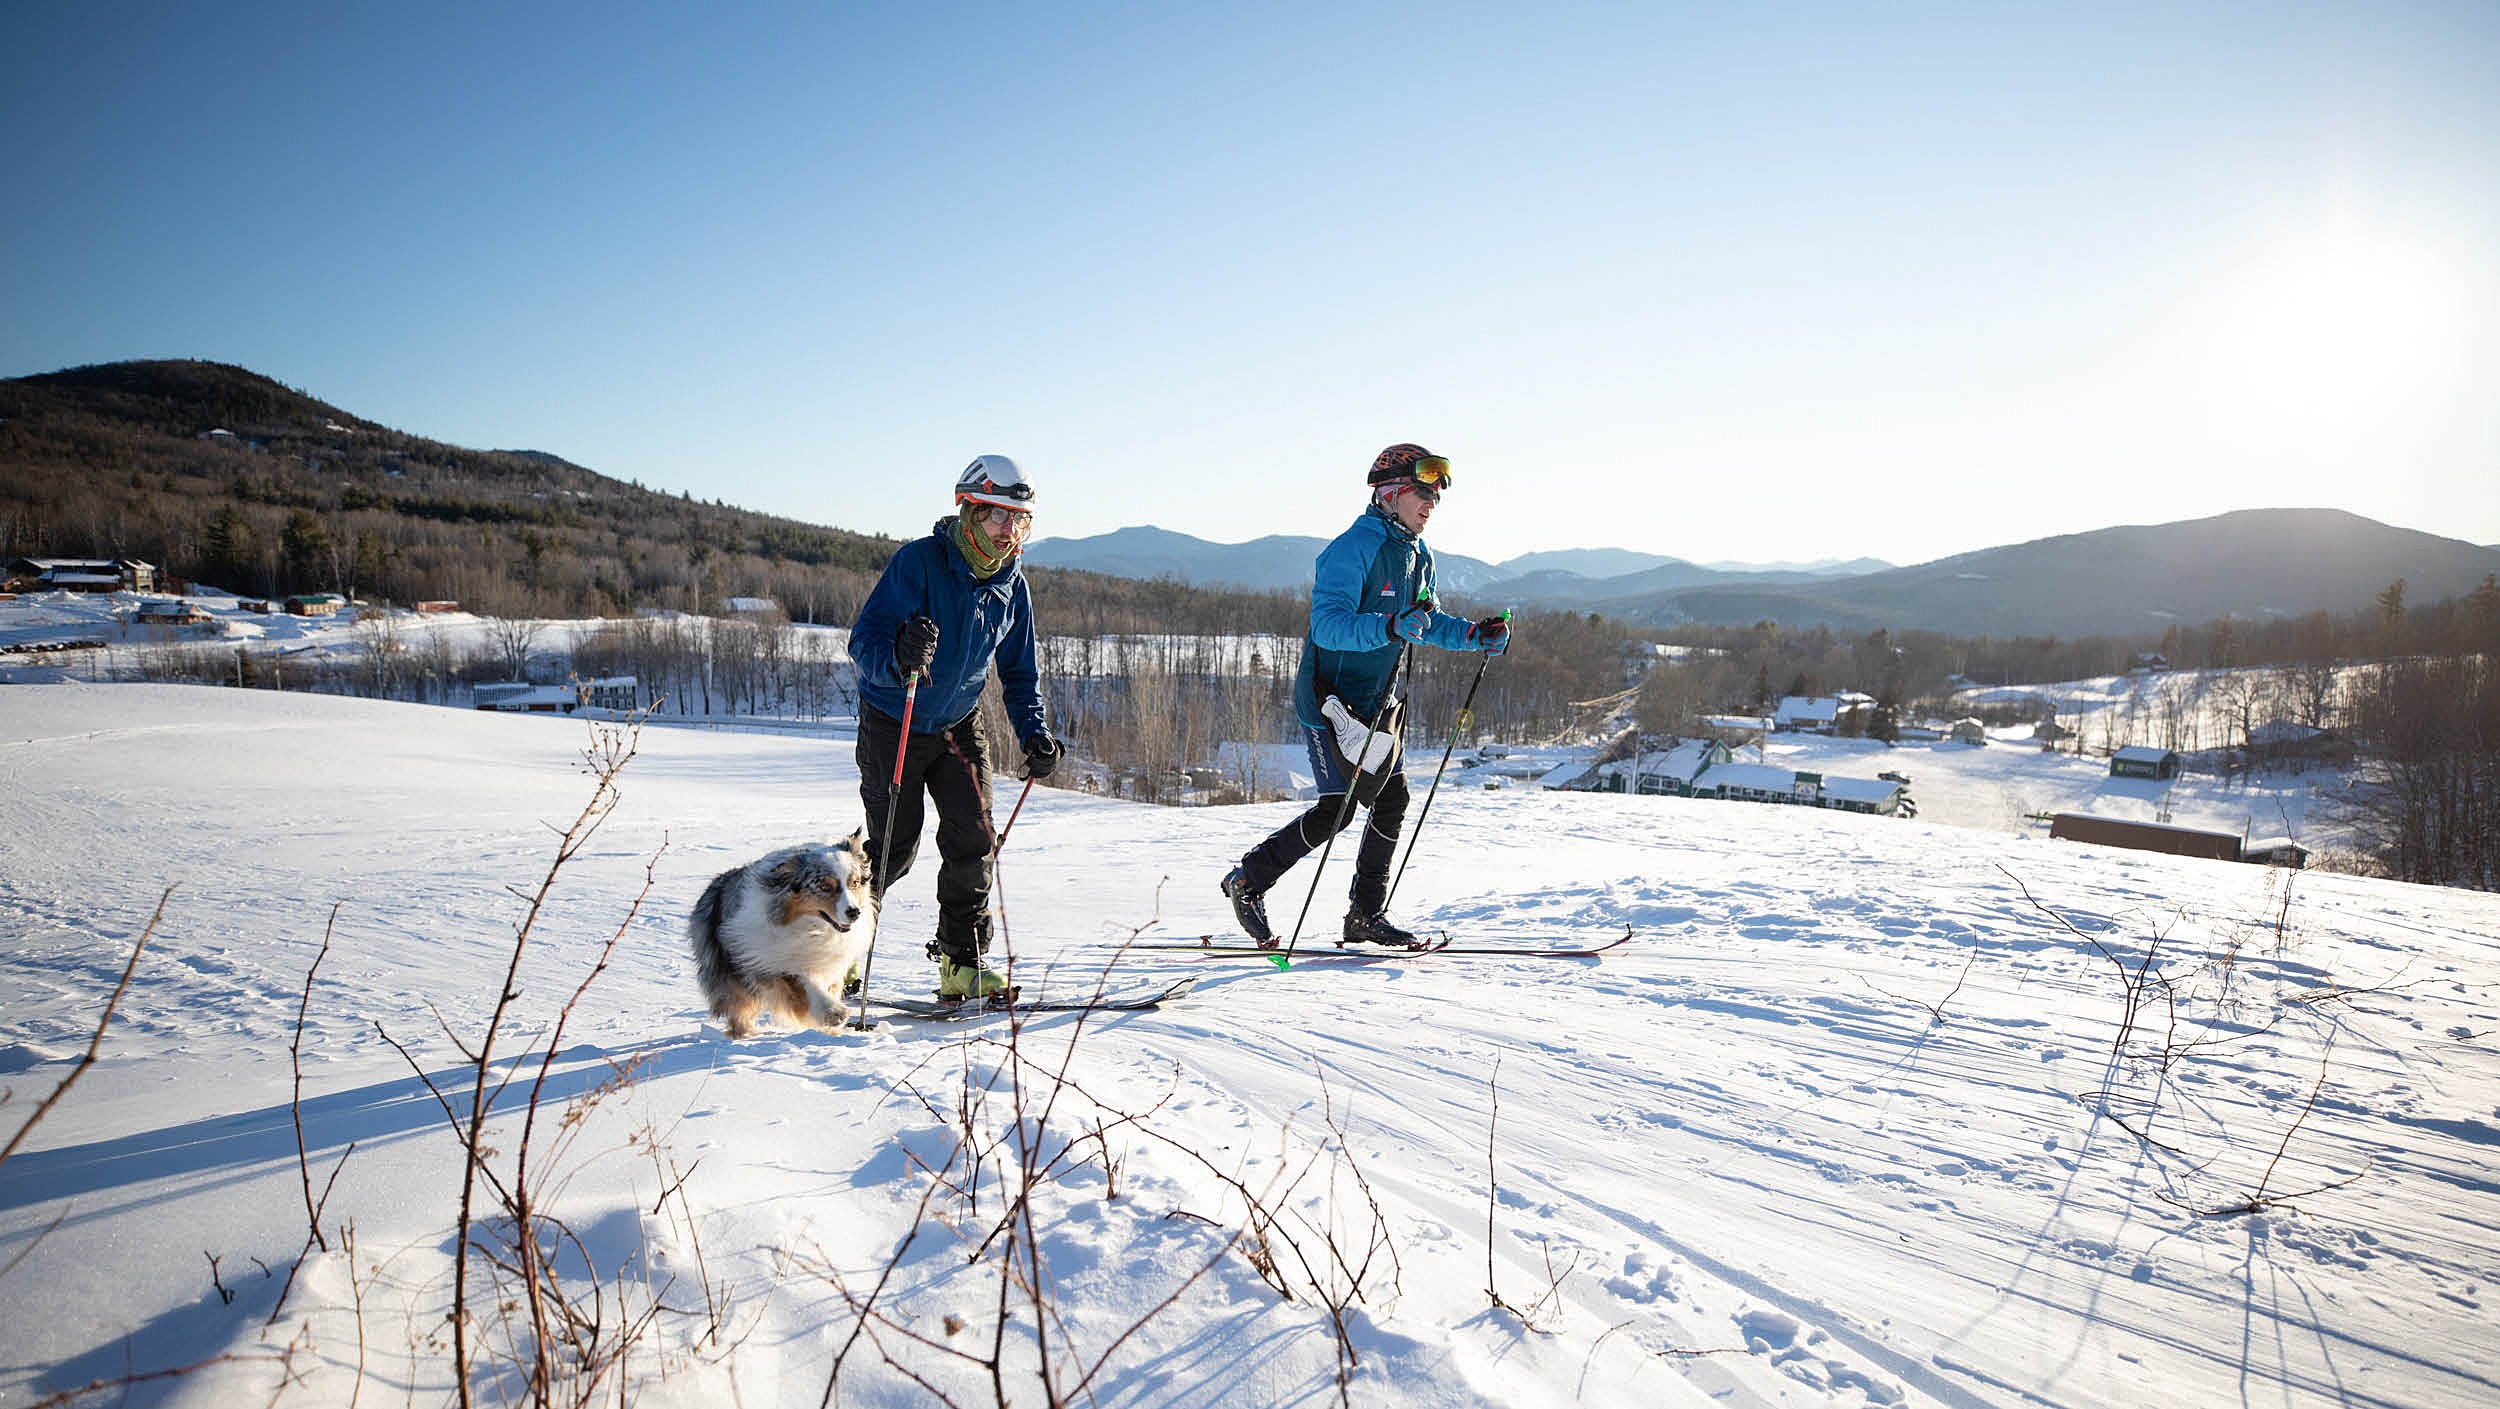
[1408, 483, 1442, 505]
[1409, 456, 1451, 490]
[975, 503, 1033, 529]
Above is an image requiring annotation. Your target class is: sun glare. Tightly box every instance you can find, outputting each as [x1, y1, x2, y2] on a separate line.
[2199, 212, 2475, 433]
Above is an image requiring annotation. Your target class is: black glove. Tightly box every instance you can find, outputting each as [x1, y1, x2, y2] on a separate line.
[1468, 614, 1510, 656]
[1020, 733, 1060, 780]
[894, 613, 938, 678]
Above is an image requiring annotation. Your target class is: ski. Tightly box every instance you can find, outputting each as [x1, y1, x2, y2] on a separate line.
[1098, 938, 1445, 958]
[875, 975, 1197, 1020]
[1426, 926, 1634, 957]
[1099, 926, 1633, 960]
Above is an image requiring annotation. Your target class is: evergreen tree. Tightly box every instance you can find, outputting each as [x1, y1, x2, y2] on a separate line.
[202, 505, 258, 590]
[281, 509, 332, 592]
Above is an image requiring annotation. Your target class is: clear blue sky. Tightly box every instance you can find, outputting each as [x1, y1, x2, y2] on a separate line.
[7, 2, 2496, 567]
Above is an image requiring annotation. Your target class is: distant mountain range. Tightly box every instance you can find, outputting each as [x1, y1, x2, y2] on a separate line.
[10, 359, 2494, 642]
[1030, 510, 2500, 638]
[1023, 530, 1885, 600]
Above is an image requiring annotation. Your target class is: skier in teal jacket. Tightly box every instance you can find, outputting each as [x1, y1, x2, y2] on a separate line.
[1222, 443, 1512, 948]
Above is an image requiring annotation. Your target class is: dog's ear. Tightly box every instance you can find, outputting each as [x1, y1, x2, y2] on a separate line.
[766, 855, 803, 891]
[843, 826, 868, 860]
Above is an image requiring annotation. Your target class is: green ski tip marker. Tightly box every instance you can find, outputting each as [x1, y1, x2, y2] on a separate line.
[1268, 953, 1290, 971]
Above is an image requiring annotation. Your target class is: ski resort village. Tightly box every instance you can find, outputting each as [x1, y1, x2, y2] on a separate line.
[4, 579, 2496, 1408]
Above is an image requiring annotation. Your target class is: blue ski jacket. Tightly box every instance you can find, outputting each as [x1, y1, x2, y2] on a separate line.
[1294, 504, 1475, 728]
[850, 520, 1048, 742]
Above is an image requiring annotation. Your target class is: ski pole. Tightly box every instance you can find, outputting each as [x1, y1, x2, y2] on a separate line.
[1281, 650, 1407, 959]
[986, 773, 1037, 976]
[1384, 610, 1506, 912]
[996, 775, 1036, 852]
[850, 670, 918, 1030]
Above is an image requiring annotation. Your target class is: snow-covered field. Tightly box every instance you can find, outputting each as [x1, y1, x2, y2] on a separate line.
[1747, 730, 2341, 849]
[3, 681, 2495, 1407]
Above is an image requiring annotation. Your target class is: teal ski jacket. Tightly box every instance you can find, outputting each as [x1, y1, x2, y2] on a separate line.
[1293, 504, 1475, 728]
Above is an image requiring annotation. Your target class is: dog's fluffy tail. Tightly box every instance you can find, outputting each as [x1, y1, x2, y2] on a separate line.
[688, 868, 742, 1017]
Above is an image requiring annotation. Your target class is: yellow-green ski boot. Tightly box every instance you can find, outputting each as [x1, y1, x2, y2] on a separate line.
[936, 955, 1013, 1004]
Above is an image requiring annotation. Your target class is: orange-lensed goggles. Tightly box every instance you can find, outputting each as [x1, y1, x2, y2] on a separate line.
[1408, 456, 1451, 489]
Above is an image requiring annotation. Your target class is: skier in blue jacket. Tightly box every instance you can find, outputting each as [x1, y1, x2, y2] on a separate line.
[850, 455, 1059, 998]
[1221, 443, 1512, 948]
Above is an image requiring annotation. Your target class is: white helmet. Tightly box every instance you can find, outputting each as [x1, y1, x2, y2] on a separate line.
[955, 454, 1036, 509]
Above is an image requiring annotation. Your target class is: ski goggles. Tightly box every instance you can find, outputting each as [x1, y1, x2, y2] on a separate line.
[1407, 456, 1451, 490]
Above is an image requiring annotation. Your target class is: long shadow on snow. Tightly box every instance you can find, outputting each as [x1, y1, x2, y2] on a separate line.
[0, 1034, 727, 1216]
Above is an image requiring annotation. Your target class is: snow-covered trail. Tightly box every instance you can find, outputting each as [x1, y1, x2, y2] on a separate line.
[3, 683, 2498, 1408]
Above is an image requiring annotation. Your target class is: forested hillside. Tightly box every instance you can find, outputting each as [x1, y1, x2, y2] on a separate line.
[0, 360, 1318, 641]
[0, 360, 909, 622]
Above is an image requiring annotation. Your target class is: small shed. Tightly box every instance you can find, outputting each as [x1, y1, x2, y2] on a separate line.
[2110, 746, 2182, 780]
[284, 593, 345, 617]
[1949, 718, 1989, 746]
[2242, 836, 2310, 869]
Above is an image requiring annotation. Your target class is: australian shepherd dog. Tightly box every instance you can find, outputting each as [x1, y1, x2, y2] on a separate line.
[688, 831, 877, 1037]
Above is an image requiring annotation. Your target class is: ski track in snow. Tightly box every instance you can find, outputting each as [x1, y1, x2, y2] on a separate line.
[2, 682, 2498, 1407]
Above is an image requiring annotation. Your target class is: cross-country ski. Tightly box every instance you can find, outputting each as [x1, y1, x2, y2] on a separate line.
[874, 976, 1198, 1020]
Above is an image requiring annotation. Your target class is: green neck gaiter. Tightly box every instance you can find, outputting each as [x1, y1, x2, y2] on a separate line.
[953, 506, 1014, 579]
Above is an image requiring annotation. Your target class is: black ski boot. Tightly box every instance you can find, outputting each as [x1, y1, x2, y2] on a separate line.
[1342, 910, 1424, 949]
[1221, 867, 1276, 948]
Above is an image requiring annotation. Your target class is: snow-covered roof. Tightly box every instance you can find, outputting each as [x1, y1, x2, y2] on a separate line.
[1774, 694, 1873, 726]
[1597, 740, 1721, 785]
[1820, 776, 1904, 804]
[2113, 745, 2176, 764]
[1775, 696, 1839, 725]
[1538, 761, 1593, 788]
[1702, 714, 1771, 732]
[1697, 761, 1797, 792]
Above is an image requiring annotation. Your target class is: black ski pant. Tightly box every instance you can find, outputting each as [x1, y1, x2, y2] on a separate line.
[857, 702, 995, 966]
[1236, 722, 1411, 918]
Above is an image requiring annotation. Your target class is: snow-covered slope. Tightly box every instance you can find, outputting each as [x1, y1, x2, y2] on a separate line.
[2, 684, 2495, 1407]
